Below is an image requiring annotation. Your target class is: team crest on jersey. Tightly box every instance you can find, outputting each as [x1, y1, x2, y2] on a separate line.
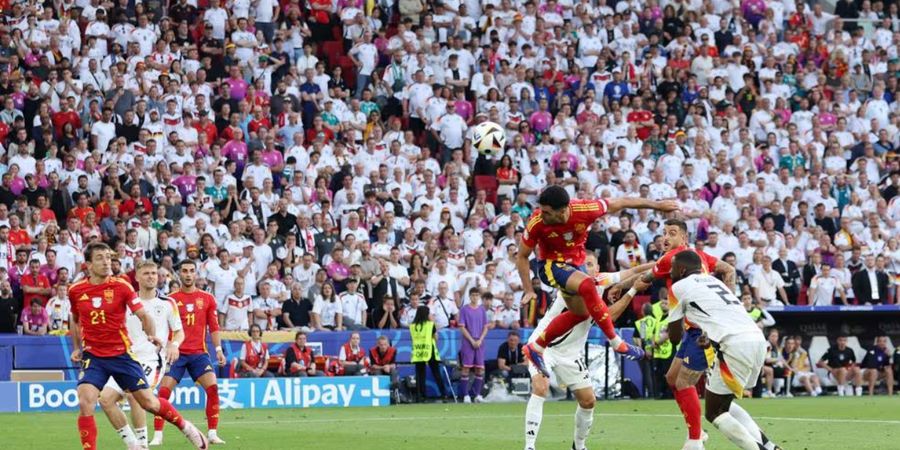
[197, 300, 204, 309]
[575, 224, 586, 232]
[104, 289, 115, 304]
[91, 297, 102, 308]
[563, 232, 573, 241]
[186, 304, 195, 312]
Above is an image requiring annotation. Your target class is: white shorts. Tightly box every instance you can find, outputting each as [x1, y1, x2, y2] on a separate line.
[105, 355, 166, 395]
[791, 371, 816, 386]
[707, 339, 766, 399]
[528, 351, 592, 391]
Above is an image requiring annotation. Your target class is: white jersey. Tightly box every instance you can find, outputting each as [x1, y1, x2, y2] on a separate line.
[670, 274, 764, 345]
[529, 271, 622, 357]
[125, 296, 183, 362]
[224, 294, 252, 331]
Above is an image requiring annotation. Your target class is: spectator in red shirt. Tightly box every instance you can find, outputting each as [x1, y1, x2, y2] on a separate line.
[284, 331, 319, 377]
[51, 101, 82, 139]
[7, 215, 30, 249]
[21, 258, 51, 307]
[68, 192, 94, 223]
[368, 335, 398, 383]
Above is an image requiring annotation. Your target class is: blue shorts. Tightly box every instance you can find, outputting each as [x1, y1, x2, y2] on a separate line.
[77, 352, 149, 392]
[536, 260, 586, 292]
[165, 353, 215, 382]
[677, 328, 714, 371]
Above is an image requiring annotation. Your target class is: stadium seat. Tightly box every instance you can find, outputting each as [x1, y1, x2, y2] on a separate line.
[332, 25, 343, 42]
[322, 41, 344, 68]
[808, 336, 834, 387]
[797, 286, 808, 305]
[845, 336, 867, 362]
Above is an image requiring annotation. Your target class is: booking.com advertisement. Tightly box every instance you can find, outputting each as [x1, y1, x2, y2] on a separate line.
[0, 376, 391, 413]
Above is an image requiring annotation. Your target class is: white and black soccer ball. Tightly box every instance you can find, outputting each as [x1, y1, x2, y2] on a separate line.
[472, 121, 507, 157]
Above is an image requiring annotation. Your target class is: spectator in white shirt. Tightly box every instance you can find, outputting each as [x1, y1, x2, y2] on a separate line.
[752, 256, 789, 306]
[809, 265, 847, 306]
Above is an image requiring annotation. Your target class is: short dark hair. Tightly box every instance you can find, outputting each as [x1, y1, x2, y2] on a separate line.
[537, 185, 570, 209]
[85, 242, 111, 262]
[672, 250, 702, 276]
[664, 218, 688, 234]
[178, 259, 198, 270]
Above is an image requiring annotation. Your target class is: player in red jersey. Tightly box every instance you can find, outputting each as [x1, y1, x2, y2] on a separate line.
[152, 260, 227, 446]
[69, 242, 208, 450]
[518, 185, 679, 375]
[625, 219, 736, 450]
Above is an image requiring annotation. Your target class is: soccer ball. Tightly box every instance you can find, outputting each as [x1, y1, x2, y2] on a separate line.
[472, 121, 506, 157]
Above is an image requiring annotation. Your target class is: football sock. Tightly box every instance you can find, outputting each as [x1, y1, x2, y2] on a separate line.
[577, 277, 619, 341]
[524, 394, 544, 449]
[674, 386, 703, 440]
[116, 425, 138, 446]
[77, 415, 97, 450]
[713, 413, 765, 450]
[573, 406, 594, 450]
[206, 384, 220, 432]
[459, 375, 470, 400]
[473, 376, 484, 398]
[534, 310, 588, 349]
[729, 402, 765, 445]
[135, 426, 148, 447]
[157, 398, 186, 430]
[154, 386, 172, 432]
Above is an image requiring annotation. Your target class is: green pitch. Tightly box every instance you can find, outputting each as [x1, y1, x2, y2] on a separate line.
[3, 396, 899, 449]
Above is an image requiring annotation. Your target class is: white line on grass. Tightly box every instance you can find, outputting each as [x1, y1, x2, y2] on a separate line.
[221, 412, 900, 426]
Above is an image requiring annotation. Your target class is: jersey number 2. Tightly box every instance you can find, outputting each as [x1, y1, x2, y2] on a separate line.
[707, 283, 740, 306]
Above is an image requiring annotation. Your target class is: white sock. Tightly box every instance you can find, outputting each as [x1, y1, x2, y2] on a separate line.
[854, 386, 863, 396]
[713, 413, 762, 450]
[209, 429, 219, 438]
[574, 406, 594, 450]
[609, 335, 624, 349]
[116, 425, 139, 446]
[135, 426, 148, 446]
[728, 403, 762, 442]
[815, 386, 822, 395]
[525, 394, 545, 449]
[837, 385, 845, 396]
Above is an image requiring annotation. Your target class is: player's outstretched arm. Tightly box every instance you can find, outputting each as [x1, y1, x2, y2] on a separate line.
[69, 314, 82, 362]
[713, 260, 737, 292]
[606, 198, 680, 214]
[517, 242, 536, 303]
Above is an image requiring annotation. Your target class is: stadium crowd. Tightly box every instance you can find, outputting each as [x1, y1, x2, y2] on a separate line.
[0, 0, 898, 394]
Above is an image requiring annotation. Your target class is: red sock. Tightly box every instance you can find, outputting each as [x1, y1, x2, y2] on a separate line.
[577, 277, 618, 340]
[157, 397, 186, 430]
[535, 310, 589, 348]
[674, 386, 703, 440]
[205, 384, 220, 431]
[77, 415, 97, 449]
[155, 386, 172, 432]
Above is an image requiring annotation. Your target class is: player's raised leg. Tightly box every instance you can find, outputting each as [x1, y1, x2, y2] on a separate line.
[131, 386, 208, 449]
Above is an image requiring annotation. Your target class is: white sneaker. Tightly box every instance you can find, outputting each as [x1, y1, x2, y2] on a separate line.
[784, 392, 794, 398]
[837, 386, 846, 397]
[463, 396, 472, 404]
[854, 386, 863, 396]
[474, 395, 484, 403]
[149, 434, 163, 447]
[701, 431, 709, 443]
[181, 421, 209, 450]
[208, 432, 226, 445]
[681, 439, 704, 450]
[762, 391, 776, 398]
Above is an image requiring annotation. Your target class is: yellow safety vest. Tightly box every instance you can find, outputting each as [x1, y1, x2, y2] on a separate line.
[634, 315, 657, 351]
[651, 301, 664, 321]
[410, 321, 439, 362]
[652, 315, 673, 360]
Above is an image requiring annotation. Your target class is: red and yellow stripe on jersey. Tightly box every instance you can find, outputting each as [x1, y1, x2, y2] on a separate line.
[718, 357, 747, 398]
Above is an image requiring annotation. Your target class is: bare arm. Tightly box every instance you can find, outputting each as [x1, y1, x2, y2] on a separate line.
[70, 314, 82, 361]
[667, 319, 685, 347]
[606, 198, 679, 215]
[714, 260, 737, 292]
[516, 242, 535, 293]
[135, 308, 158, 346]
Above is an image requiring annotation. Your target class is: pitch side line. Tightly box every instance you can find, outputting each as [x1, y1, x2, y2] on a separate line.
[222, 412, 900, 426]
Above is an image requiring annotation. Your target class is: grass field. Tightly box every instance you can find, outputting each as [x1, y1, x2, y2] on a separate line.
[2, 396, 899, 449]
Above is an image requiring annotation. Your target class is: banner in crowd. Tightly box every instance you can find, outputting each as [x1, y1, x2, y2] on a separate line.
[1, 376, 391, 413]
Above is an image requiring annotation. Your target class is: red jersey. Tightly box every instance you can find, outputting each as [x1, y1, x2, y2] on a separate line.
[169, 289, 219, 355]
[652, 245, 719, 310]
[69, 277, 142, 357]
[522, 199, 609, 266]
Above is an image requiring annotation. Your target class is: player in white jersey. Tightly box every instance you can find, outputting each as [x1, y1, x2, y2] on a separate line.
[668, 250, 782, 450]
[524, 254, 654, 450]
[98, 262, 184, 450]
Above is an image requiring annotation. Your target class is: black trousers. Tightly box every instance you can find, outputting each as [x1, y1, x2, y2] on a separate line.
[654, 356, 674, 399]
[415, 355, 447, 401]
